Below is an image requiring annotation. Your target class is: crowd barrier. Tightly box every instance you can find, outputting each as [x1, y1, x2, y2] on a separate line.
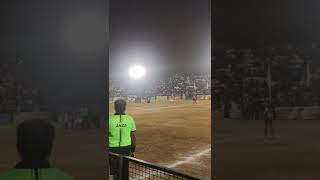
[197, 95, 211, 100]
[275, 106, 320, 120]
[13, 112, 50, 124]
[223, 104, 320, 120]
[109, 152, 201, 180]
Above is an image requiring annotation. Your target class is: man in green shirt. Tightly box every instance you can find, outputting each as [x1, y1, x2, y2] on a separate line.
[0, 119, 74, 180]
[109, 99, 136, 179]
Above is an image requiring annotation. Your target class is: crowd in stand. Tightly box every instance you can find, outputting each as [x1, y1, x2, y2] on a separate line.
[213, 43, 320, 118]
[0, 60, 42, 113]
[109, 73, 211, 99]
[57, 106, 101, 129]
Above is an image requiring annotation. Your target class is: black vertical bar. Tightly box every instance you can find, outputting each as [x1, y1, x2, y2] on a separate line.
[118, 155, 123, 180]
[118, 155, 129, 180]
[122, 156, 129, 180]
[34, 168, 39, 180]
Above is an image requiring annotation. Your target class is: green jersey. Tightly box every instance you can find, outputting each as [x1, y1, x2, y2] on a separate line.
[109, 114, 136, 147]
[0, 168, 74, 180]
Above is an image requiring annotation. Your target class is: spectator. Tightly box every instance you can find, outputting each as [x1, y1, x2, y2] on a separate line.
[0, 119, 74, 180]
[109, 73, 211, 99]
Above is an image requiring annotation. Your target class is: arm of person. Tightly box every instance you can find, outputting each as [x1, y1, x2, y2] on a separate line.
[131, 131, 136, 153]
[131, 117, 137, 154]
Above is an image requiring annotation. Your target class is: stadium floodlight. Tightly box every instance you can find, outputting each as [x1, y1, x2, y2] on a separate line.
[129, 65, 146, 80]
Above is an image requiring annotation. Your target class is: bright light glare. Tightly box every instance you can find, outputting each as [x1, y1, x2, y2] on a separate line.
[129, 65, 146, 80]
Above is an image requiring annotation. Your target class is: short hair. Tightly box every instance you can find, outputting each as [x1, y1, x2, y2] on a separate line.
[114, 99, 126, 114]
[16, 120, 55, 161]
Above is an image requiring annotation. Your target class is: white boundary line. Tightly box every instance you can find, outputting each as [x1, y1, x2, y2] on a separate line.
[167, 147, 211, 168]
[136, 147, 211, 180]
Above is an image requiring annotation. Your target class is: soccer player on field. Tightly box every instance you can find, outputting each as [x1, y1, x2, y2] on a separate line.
[169, 94, 174, 104]
[109, 99, 136, 180]
[63, 111, 69, 130]
[193, 94, 197, 104]
[263, 103, 275, 139]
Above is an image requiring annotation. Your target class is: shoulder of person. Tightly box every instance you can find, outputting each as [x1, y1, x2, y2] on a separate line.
[125, 115, 135, 120]
[46, 168, 75, 179]
[0, 169, 18, 179]
[0, 169, 74, 180]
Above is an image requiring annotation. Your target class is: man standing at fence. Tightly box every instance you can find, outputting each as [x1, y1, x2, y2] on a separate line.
[109, 99, 137, 180]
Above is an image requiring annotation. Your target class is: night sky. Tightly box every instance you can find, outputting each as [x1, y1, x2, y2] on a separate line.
[213, 0, 320, 48]
[0, 0, 107, 111]
[2, 0, 320, 106]
[0, 0, 211, 108]
[110, 0, 211, 78]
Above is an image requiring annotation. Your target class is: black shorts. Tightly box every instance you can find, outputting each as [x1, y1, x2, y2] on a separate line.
[264, 118, 273, 125]
[109, 146, 131, 176]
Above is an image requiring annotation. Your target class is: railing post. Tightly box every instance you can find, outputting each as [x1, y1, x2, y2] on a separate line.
[118, 155, 123, 180]
[118, 155, 129, 180]
[122, 156, 129, 180]
[110, 152, 201, 180]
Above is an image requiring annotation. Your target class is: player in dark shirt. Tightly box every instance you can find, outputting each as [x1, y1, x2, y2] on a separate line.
[263, 104, 275, 139]
[192, 94, 197, 104]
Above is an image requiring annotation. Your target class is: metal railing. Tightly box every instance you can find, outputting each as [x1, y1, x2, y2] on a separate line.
[109, 152, 202, 180]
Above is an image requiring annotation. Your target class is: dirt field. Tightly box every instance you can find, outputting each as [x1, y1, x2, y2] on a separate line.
[0, 125, 106, 180]
[0, 100, 210, 180]
[109, 99, 211, 179]
[213, 117, 320, 180]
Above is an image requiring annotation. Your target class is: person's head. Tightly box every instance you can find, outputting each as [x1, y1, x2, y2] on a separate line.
[16, 119, 55, 162]
[114, 99, 126, 115]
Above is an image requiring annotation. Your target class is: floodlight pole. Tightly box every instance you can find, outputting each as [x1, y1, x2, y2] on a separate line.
[269, 85, 272, 105]
[266, 60, 272, 105]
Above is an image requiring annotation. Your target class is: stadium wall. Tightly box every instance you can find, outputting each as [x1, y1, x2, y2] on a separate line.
[156, 96, 168, 101]
[0, 113, 11, 125]
[109, 94, 211, 103]
[275, 106, 320, 120]
[224, 104, 320, 120]
[197, 95, 211, 100]
[13, 112, 50, 124]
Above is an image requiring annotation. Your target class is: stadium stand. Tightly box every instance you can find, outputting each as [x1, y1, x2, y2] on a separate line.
[213, 43, 320, 119]
[109, 73, 211, 100]
[0, 60, 43, 113]
[0, 60, 47, 125]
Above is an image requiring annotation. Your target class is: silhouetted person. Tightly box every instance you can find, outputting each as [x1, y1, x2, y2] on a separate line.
[224, 101, 231, 118]
[192, 94, 197, 104]
[263, 105, 276, 139]
[0, 119, 74, 180]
